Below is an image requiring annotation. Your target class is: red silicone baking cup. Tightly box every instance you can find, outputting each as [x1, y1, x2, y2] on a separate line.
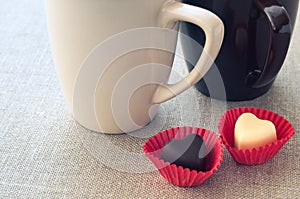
[219, 107, 294, 165]
[143, 126, 223, 187]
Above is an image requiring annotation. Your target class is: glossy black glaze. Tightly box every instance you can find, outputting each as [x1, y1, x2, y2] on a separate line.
[180, 0, 299, 101]
[160, 134, 206, 172]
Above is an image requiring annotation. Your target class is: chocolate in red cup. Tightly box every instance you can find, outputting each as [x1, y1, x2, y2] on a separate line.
[143, 126, 223, 187]
[219, 107, 294, 165]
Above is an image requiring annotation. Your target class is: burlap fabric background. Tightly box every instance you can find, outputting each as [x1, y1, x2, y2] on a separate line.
[0, 0, 299, 198]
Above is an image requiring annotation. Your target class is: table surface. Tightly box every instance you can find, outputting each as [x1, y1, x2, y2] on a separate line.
[1, 0, 299, 198]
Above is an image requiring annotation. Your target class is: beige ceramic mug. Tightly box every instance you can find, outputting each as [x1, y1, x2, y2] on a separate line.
[45, 0, 224, 134]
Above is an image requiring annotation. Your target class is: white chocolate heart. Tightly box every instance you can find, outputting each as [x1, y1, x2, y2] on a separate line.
[234, 113, 277, 150]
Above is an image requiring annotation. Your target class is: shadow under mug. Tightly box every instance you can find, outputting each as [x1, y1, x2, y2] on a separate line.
[180, 0, 299, 101]
[45, 0, 224, 134]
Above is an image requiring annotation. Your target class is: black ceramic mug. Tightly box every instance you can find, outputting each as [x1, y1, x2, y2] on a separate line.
[180, 0, 299, 101]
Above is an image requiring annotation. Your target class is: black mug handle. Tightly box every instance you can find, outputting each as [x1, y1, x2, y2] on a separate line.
[247, 0, 292, 88]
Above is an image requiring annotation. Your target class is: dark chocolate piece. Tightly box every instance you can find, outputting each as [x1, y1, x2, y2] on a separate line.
[161, 134, 206, 172]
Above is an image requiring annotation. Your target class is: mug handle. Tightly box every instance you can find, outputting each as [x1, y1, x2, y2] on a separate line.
[247, 0, 292, 88]
[152, 1, 224, 104]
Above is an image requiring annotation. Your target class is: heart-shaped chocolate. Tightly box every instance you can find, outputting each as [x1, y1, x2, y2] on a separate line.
[234, 113, 277, 150]
[160, 134, 206, 172]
